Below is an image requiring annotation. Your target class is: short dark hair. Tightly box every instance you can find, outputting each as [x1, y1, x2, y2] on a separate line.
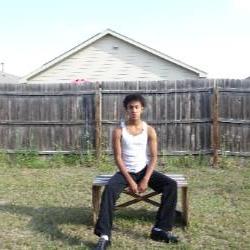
[123, 94, 146, 109]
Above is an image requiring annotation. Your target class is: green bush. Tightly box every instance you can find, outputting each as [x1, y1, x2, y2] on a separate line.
[12, 150, 48, 168]
[0, 151, 11, 167]
[161, 154, 210, 170]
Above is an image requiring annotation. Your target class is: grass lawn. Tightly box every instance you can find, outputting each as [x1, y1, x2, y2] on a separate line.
[0, 155, 249, 249]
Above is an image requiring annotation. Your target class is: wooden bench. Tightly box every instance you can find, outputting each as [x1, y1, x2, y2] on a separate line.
[92, 173, 189, 226]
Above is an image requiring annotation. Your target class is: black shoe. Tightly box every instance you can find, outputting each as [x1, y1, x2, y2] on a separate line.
[150, 229, 179, 243]
[94, 237, 110, 250]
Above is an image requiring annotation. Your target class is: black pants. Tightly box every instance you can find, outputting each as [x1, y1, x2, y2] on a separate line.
[94, 168, 177, 238]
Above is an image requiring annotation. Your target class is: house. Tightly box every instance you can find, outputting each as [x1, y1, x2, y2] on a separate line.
[21, 29, 207, 83]
[0, 71, 20, 84]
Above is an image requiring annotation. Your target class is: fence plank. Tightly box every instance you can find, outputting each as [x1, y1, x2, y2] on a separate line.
[212, 81, 220, 166]
[95, 84, 102, 159]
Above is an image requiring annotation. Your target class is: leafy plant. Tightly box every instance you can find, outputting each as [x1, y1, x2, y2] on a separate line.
[11, 150, 47, 168]
[0, 151, 11, 167]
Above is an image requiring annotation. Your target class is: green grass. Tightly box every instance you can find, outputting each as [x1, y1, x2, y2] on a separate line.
[0, 154, 250, 249]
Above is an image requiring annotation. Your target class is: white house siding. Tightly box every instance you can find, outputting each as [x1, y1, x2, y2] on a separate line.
[27, 35, 199, 83]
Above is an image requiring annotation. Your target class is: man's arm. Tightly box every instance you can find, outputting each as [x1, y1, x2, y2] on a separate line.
[138, 125, 158, 193]
[112, 127, 139, 193]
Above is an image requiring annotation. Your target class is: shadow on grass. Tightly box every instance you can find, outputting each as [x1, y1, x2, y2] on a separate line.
[112, 208, 185, 241]
[0, 204, 185, 248]
[116, 208, 185, 227]
[0, 204, 94, 248]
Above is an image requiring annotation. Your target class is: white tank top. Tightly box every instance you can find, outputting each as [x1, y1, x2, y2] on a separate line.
[121, 121, 149, 173]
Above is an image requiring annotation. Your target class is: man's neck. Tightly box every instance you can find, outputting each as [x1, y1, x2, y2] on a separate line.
[127, 119, 142, 126]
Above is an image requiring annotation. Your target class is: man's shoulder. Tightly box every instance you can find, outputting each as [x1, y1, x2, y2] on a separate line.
[146, 124, 156, 132]
[113, 126, 122, 136]
[147, 124, 157, 138]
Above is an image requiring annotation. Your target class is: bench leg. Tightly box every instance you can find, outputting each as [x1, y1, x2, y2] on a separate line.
[181, 186, 189, 226]
[92, 185, 102, 225]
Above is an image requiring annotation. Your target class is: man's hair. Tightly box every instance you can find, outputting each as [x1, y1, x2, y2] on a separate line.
[123, 94, 146, 109]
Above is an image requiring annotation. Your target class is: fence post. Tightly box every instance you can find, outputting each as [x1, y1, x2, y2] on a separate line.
[212, 80, 220, 167]
[95, 83, 102, 160]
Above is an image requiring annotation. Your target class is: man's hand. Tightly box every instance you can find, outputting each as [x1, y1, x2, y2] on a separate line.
[128, 181, 139, 194]
[138, 178, 148, 193]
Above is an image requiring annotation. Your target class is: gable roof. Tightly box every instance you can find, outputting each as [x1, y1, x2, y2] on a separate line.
[0, 72, 20, 84]
[21, 29, 207, 82]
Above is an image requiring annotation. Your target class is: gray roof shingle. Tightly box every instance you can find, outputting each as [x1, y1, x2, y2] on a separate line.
[0, 72, 20, 84]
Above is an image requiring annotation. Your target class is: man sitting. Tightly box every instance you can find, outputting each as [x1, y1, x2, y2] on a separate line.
[94, 94, 179, 249]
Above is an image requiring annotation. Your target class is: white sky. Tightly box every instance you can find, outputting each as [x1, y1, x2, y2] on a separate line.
[0, 0, 250, 79]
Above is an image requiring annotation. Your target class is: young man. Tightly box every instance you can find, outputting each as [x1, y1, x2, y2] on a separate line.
[94, 94, 178, 250]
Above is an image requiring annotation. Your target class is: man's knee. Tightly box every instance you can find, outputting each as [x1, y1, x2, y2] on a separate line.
[105, 182, 116, 193]
[163, 178, 177, 193]
[104, 181, 124, 198]
[171, 179, 177, 188]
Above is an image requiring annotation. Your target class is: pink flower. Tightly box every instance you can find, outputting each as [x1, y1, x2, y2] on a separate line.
[72, 78, 88, 84]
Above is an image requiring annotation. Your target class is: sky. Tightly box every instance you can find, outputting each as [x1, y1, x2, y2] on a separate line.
[0, 0, 250, 79]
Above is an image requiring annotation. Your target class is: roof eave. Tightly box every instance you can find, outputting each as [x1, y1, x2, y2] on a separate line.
[21, 28, 207, 81]
[106, 29, 207, 77]
[21, 29, 111, 82]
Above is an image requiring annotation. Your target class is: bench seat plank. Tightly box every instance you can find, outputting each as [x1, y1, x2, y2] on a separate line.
[93, 174, 188, 187]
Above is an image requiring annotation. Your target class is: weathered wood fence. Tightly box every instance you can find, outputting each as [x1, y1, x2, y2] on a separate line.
[0, 79, 250, 161]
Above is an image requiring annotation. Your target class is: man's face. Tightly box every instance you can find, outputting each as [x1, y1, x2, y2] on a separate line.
[126, 101, 144, 121]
